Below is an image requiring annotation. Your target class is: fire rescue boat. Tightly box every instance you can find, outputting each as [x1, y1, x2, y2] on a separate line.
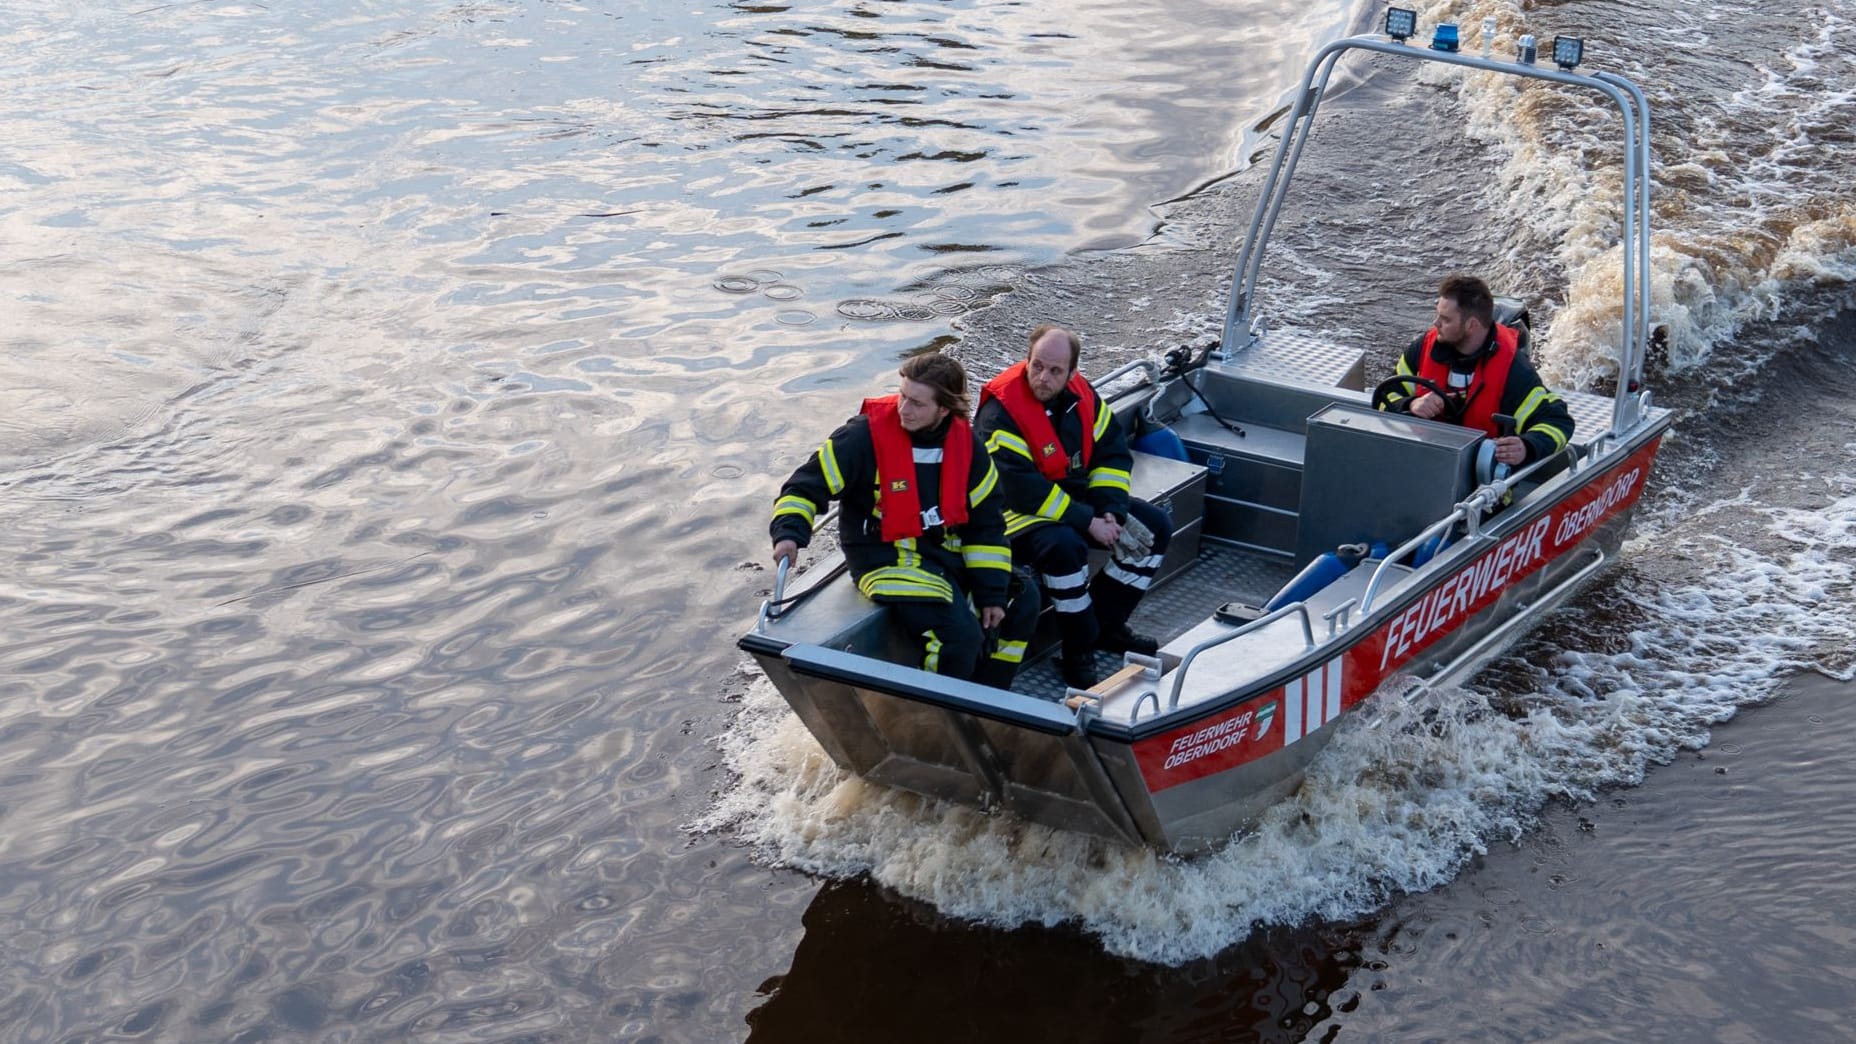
[739, 14, 1671, 853]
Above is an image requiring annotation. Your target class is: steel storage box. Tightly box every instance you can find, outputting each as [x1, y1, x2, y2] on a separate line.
[1294, 403, 1481, 565]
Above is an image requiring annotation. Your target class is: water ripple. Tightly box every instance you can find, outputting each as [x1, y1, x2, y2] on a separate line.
[0, 0, 1484, 1038]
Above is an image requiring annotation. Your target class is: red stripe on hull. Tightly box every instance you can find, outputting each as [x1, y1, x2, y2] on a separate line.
[1132, 437, 1662, 793]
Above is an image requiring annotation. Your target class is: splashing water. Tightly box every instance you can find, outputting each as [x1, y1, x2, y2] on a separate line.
[1420, 0, 1856, 386]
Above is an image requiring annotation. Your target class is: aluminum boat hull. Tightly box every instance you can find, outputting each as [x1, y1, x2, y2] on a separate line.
[742, 420, 1668, 853]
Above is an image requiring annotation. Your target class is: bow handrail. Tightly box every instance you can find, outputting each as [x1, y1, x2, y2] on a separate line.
[755, 506, 842, 631]
[1168, 603, 1316, 710]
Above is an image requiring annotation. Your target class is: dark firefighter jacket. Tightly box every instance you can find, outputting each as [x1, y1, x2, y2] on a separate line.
[1387, 324, 1576, 464]
[769, 407, 1012, 608]
[974, 370, 1133, 538]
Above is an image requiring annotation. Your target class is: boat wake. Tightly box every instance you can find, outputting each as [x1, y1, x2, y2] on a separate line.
[1447, 0, 1856, 387]
[702, 490, 1856, 964]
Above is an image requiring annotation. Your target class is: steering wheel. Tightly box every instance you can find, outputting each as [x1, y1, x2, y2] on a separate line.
[1371, 374, 1464, 423]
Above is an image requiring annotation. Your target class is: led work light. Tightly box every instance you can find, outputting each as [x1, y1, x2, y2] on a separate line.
[1552, 35, 1584, 70]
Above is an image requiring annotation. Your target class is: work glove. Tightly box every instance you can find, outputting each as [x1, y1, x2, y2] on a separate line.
[1114, 512, 1156, 559]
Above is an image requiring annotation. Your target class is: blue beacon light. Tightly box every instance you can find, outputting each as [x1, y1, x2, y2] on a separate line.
[1431, 22, 1461, 52]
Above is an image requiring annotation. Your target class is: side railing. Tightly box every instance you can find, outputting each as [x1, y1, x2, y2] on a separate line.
[1152, 438, 1593, 719]
[1165, 603, 1317, 712]
[1095, 358, 1159, 399]
[1358, 442, 1584, 615]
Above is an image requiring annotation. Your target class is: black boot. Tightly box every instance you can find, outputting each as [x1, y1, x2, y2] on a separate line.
[1091, 575, 1156, 656]
[972, 651, 1018, 690]
[1098, 622, 1158, 657]
[1053, 604, 1100, 691]
[1059, 646, 1098, 690]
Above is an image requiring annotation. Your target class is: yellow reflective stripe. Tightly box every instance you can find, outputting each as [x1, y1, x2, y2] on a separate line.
[922, 629, 943, 673]
[772, 494, 818, 525]
[819, 440, 844, 495]
[1093, 402, 1113, 440]
[1035, 484, 1072, 520]
[1003, 510, 1042, 536]
[1384, 354, 1418, 403]
[1531, 422, 1570, 452]
[968, 460, 999, 506]
[1087, 466, 1130, 492]
[986, 429, 1033, 460]
[1512, 388, 1570, 451]
[857, 566, 954, 602]
[1513, 386, 1549, 426]
[859, 578, 952, 601]
[961, 544, 1011, 571]
[991, 639, 1027, 664]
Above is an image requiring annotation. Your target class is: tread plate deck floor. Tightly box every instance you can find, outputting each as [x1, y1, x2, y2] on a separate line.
[1010, 544, 1299, 703]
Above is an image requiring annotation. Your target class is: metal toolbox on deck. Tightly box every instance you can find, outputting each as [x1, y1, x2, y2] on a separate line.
[1294, 403, 1480, 566]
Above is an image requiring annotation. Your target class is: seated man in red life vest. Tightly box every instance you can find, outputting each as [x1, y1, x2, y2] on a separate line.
[974, 325, 1173, 690]
[1381, 273, 1575, 467]
[770, 354, 1040, 688]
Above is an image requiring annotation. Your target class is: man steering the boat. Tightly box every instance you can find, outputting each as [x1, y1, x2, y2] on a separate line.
[770, 354, 1039, 689]
[975, 324, 1172, 690]
[1380, 273, 1575, 467]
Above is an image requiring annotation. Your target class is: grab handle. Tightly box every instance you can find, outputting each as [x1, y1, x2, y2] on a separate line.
[1169, 604, 1315, 710]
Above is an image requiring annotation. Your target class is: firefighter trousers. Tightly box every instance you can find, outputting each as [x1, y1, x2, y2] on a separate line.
[861, 560, 1041, 688]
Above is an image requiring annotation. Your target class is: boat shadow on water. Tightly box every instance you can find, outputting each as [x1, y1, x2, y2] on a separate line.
[743, 877, 1366, 1043]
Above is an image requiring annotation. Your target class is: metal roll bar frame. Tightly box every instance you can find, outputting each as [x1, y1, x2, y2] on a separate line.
[1223, 33, 1654, 440]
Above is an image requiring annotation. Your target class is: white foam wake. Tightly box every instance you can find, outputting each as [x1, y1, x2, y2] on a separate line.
[1420, 0, 1856, 387]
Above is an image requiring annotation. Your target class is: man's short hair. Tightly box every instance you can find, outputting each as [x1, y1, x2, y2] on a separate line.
[899, 353, 973, 417]
[1026, 324, 1081, 371]
[1439, 274, 1496, 328]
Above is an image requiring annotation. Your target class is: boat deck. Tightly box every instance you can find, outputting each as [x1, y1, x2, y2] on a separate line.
[1008, 544, 1298, 702]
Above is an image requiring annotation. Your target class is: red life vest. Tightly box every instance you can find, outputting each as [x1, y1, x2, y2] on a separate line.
[1417, 323, 1521, 438]
[860, 396, 972, 542]
[979, 361, 1096, 480]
